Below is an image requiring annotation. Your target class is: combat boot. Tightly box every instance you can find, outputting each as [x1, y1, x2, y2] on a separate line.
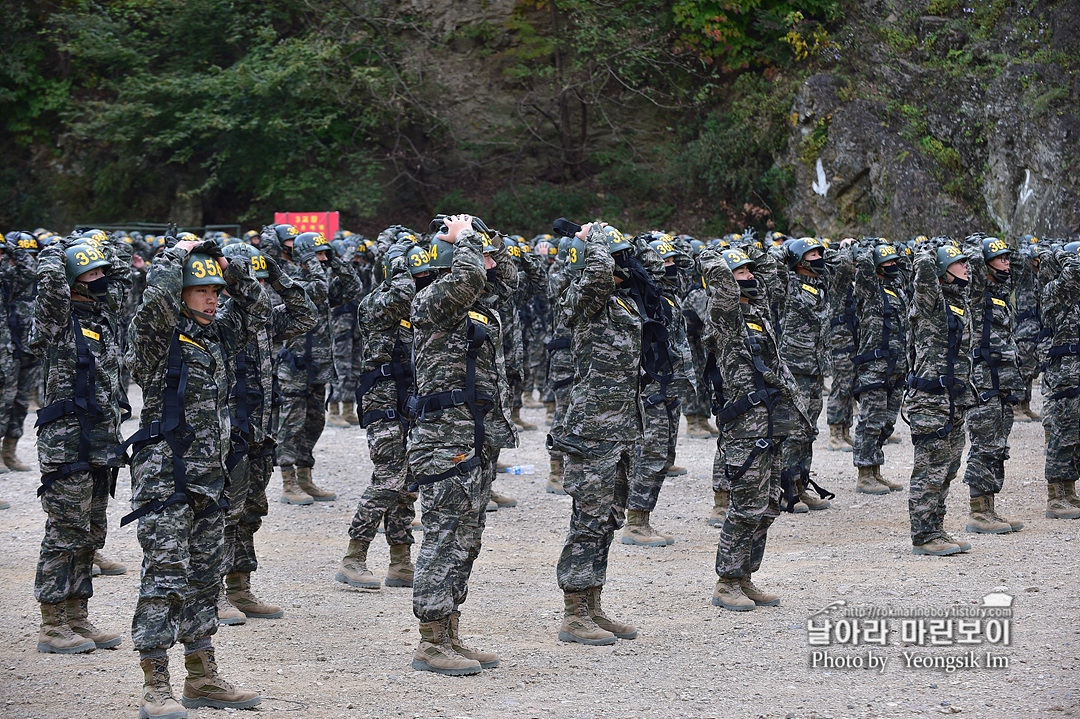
[1064, 480, 1080, 510]
[585, 586, 637, 639]
[827, 424, 853, 452]
[939, 530, 972, 552]
[546, 454, 566, 495]
[666, 464, 688, 477]
[987, 493, 1023, 532]
[326, 402, 351, 428]
[93, 551, 127, 575]
[225, 573, 284, 619]
[1045, 482, 1080, 519]
[279, 466, 314, 505]
[139, 654, 187, 719]
[685, 416, 713, 439]
[739, 575, 780, 607]
[2, 437, 31, 471]
[856, 466, 889, 494]
[412, 618, 482, 675]
[65, 598, 121, 649]
[873, 466, 904, 492]
[708, 490, 729, 526]
[712, 577, 756, 611]
[621, 509, 668, 547]
[642, 510, 674, 545]
[336, 538, 381, 589]
[912, 538, 962, 556]
[385, 544, 414, 587]
[181, 647, 261, 710]
[511, 406, 537, 431]
[489, 487, 518, 508]
[523, 392, 544, 408]
[796, 481, 830, 510]
[296, 466, 336, 501]
[216, 586, 247, 626]
[37, 602, 95, 654]
[447, 611, 500, 667]
[0, 499, 9, 510]
[965, 495, 1011, 534]
[1016, 400, 1041, 421]
[341, 400, 360, 425]
[558, 591, 616, 645]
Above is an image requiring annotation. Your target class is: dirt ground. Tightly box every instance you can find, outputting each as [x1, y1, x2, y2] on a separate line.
[1, 384, 1078, 719]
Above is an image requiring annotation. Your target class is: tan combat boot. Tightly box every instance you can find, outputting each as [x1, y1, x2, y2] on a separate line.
[666, 464, 688, 477]
[642, 510, 674, 545]
[65, 597, 121, 649]
[712, 577, 756, 612]
[796, 480, 830, 510]
[412, 618, 482, 675]
[385, 544, 414, 587]
[873, 466, 904, 492]
[546, 454, 566, 495]
[296, 466, 336, 501]
[585, 586, 637, 639]
[279, 466, 314, 505]
[965, 496, 1011, 534]
[740, 575, 780, 607]
[447, 611, 500, 667]
[216, 584, 247, 626]
[856, 466, 889, 495]
[181, 647, 261, 710]
[326, 402, 351, 428]
[93, 551, 127, 575]
[511, 406, 537, 431]
[1045, 482, 1080, 519]
[341, 400, 360, 425]
[685, 416, 713, 439]
[37, 602, 95, 654]
[827, 424, 853, 452]
[139, 654, 187, 719]
[336, 538, 381, 589]
[558, 591, 616, 645]
[940, 530, 972, 552]
[621, 509, 668, 547]
[489, 486, 518, 508]
[1064, 480, 1080, 510]
[708, 491, 729, 527]
[987, 494, 1023, 531]
[225, 573, 284, 619]
[1016, 400, 1041, 421]
[912, 538, 962, 556]
[2, 437, 31, 471]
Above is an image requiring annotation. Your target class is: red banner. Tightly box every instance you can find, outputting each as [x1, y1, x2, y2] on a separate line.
[274, 211, 339, 238]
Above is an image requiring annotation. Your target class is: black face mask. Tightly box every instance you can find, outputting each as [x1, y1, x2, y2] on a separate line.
[737, 278, 760, 299]
[414, 273, 435, 292]
[807, 257, 826, 271]
[85, 276, 109, 301]
[319, 258, 331, 268]
[485, 267, 497, 283]
[664, 264, 679, 277]
[947, 273, 969, 289]
[879, 264, 901, 279]
[988, 267, 1010, 283]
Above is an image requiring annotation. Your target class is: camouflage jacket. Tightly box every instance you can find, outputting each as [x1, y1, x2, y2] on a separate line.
[852, 245, 909, 384]
[1040, 249, 1080, 395]
[777, 248, 853, 376]
[964, 241, 1022, 394]
[357, 252, 415, 415]
[127, 246, 261, 503]
[476, 235, 520, 450]
[698, 246, 810, 441]
[8, 253, 39, 363]
[0, 245, 38, 361]
[31, 238, 130, 472]
[556, 224, 643, 446]
[1013, 247, 1044, 340]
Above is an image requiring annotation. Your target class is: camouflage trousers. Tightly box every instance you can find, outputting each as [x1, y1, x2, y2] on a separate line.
[1043, 392, 1080, 484]
[711, 437, 728, 493]
[782, 373, 824, 498]
[852, 379, 903, 468]
[546, 347, 574, 465]
[1014, 325, 1043, 402]
[412, 447, 491, 622]
[908, 413, 966, 546]
[557, 438, 632, 592]
[524, 325, 547, 394]
[223, 442, 274, 575]
[276, 379, 326, 469]
[826, 349, 855, 428]
[715, 437, 781, 579]
[34, 468, 112, 604]
[682, 331, 711, 419]
[6, 357, 39, 440]
[132, 490, 223, 650]
[330, 313, 362, 404]
[0, 350, 17, 438]
[347, 416, 416, 547]
[962, 398, 1015, 496]
[628, 398, 678, 511]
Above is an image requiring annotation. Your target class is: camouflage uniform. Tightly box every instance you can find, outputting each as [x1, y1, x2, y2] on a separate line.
[550, 225, 643, 592]
[699, 247, 811, 579]
[522, 293, 549, 396]
[1013, 247, 1046, 404]
[545, 255, 576, 479]
[125, 246, 261, 650]
[905, 251, 974, 546]
[6, 257, 41, 442]
[0, 247, 36, 455]
[851, 245, 909, 469]
[329, 299, 361, 405]
[826, 279, 858, 429]
[408, 230, 517, 621]
[1040, 249, 1080, 492]
[32, 238, 128, 605]
[682, 273, 713, 421]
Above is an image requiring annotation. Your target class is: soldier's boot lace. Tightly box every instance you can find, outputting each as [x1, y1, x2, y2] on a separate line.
[621, 509, 668, 547]
[739, 575, 780, 606]
[216, 583, 247, 625]
[447, 611, 500, 667]
[1045, 482, 1080, 519]
[986, 493, 1023, 531]
[279, 466, 314, 505]
[855, 466, 889, 495]
[65, 597, 121, 648]
[585, 586, 637, 639]
[965, 495, 1011, 534]
[336, 539, 381, 589]
[558, 591, 616, 645]
[139, 654, 187, 719]
[37, 602, 95, 654]
[181, 647, 260, 710]
[412, 618, 482, 675]
[712, 577, 756, 612]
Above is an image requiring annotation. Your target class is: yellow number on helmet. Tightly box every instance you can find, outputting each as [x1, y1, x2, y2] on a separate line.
[206, 260, 220, 276]
[75, 251, 90, 266]
[192, 260, 207, 278]
[429, 244, 438, 261]
[569, 247, 578, 263]
[411, 252, 422, 267]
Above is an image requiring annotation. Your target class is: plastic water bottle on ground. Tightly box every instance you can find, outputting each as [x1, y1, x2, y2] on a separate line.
[505, 464, 535, 474]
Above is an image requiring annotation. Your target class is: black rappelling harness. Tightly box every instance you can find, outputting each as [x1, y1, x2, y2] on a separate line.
[36, 314, 119, 497]
[405, 317, 494, 491]
[905, 301, 966, 444]
[971, 289, 1019, 404]
[118, 330, 229, 526]
[226, 347, 263, 472]
[851, 283, 905, 398]
[545, 336, 573, 390]
[279, 332, 320, 393]
[355, 325, 414, 437]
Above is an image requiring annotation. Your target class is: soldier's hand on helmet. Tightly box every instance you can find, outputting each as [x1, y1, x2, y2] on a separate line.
[438, 215, 473, 244]
[175, 239, 201, 253]
[386, 241, 411, 262]
[574, 222, 595, 240]
[839, 237, 855, 248]
[291, 238, 318, 264]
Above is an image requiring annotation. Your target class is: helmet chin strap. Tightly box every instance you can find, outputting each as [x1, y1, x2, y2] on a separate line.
[181, 306, 216, 323]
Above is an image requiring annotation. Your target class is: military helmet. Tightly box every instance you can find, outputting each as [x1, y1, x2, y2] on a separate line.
[427, 237, 455, 269]
[690, 239, 704, 256]
[64, 243, 111, 286]
[293, 231, 331, 258]
[481, 233, 497, 254]
[934, 244, 968, 278]
[786, 236, 823, 269]
[568, 236, 587, 270]
[535, 239, 557, 258]
[243, 229, 259, 242]
[395, 229, 419, 245]
[176, 231, 200, 244]
[504, 237, 522, 259]
[12, 231, 39, 254]
[273, 224, 300, 245]
[183, 253, 227, 288]
[532, 233, 555, 247]
[603, 226, 632, 254]
[721, 249, 755, 272]
[557, 236, 573, 261]
[872, 243, 899, 268]
[648, 237, 678, 259]
[1063, 241, 1080, 255]
[406, 246, 431, 276]
[982, 237, 1011, 262]
[223, 242, 269, 279]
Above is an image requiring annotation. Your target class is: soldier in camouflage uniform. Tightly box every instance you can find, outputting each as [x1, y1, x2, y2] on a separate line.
[543, 239, 576, 495]
[524, 236, 557, 403]
[850, 241, 909, 494]
[962, 236, 1025, 533]
[700, 245, 811, 611]
[826, 272, 858, 451]
[499, 239, 541, 435]
[31, 233, 126, 655]
[1039, 241, 1080, 519]
[905, 243, 976, 555]
[683, 238, 718, 440]
[125, 238, 262, 716]
[5, 231, 41, 472]
[337, 241, 425, 591]
[549, 222, 642, 646]
[407, 215, 516, 675]
[1012, 235, 1046, 421]
[0, 233, 39, 504]
[219, 243, 316, 624]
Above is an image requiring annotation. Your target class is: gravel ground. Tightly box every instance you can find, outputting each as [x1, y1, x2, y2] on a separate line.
[1, 385, 1078, 719]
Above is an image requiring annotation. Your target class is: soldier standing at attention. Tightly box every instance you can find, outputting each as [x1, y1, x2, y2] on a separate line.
[549, 221, 642, 645]
[905, 242, 976, 555]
